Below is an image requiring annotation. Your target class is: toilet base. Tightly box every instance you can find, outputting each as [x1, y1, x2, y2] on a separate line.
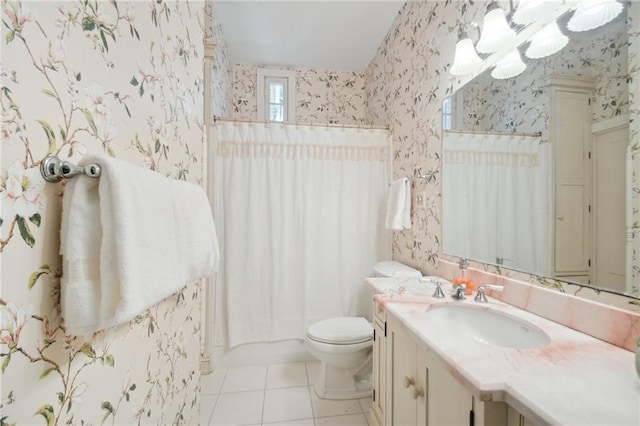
[313, 380, 372, 400]
[313, 361, 373, 400]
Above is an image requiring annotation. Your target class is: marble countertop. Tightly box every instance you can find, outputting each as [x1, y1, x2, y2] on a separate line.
[366, 277, 640, 426]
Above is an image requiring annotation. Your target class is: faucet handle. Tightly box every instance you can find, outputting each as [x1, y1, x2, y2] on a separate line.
[432, 282, 445, 298]
[474, 287, 488, 303]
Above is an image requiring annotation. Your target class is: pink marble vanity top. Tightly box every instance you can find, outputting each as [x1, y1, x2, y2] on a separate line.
[366, 277, 640, 426]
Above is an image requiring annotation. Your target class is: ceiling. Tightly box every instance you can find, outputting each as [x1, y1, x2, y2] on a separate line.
[214, 1, 405, 72]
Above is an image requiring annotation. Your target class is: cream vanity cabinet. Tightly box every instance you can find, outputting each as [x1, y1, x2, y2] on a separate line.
[386, 314, 472, 425]
[373, 311, 537, 426]
[371, 299, 387, 426]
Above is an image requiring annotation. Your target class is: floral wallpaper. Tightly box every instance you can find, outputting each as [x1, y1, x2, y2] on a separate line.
[366, 0, 477, 273]
[629, 3, 640, 294]
[231, 63, 367, 124]
[366, 1, 640, 310]
[205, 2, 231, 117]
[1, 1, 207, 423]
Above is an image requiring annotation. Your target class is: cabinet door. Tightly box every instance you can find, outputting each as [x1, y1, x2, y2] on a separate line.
[389, 317, 418, 426]
[423, 350, 473, 426]
[415, 346, 429, 425]
[593, 124, 628, 291]
[551, 83, 592, 276]
[371, 317, 386, 425]
[506, 405, 538, 426]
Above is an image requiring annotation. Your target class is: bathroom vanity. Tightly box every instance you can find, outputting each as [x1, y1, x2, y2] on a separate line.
[367, 275, 639, 426]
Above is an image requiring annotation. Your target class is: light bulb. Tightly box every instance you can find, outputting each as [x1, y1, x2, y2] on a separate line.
[513, 0, 552, 26]
[525, 21, 569, 59]
[450, 38, 483, 76]
[567, 0, 623, 32]
[476, 7, 517, 54]
[491, 50, 527, 80]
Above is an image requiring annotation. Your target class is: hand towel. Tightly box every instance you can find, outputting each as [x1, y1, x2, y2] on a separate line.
[401, 179, 412, 230]
[385, 178, 412, 230]
[60, 154, 219, 335]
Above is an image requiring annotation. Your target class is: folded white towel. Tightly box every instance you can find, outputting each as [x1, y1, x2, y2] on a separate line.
[385, 178, 412, 231]
[60, 154, 219, 335]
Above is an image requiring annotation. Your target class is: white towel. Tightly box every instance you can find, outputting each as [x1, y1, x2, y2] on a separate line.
[385, 178, 412, 231]
[60, 154, 219, 335]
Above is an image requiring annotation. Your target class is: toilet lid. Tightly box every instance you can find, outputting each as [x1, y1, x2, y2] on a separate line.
[307, 317, 373, 344]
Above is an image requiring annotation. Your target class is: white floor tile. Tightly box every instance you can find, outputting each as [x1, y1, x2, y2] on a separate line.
[358, 397, 372, 414]
[310, 388, 363, 418]
[305, 360, 321, 385]
[200, 394, 217, 425]
[262, 419, 315, 426]
[202, 368, 227, 395]
[266, 362, 309, 389]
[315, 413, 368, 426]
[210, 390, 264, 425]
[221, 365, 268, 393]
[262, 386, 314, 423]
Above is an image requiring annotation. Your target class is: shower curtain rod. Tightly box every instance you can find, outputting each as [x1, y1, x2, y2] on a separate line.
[444, 129, 542, 138]
[213, 116, 389, 131]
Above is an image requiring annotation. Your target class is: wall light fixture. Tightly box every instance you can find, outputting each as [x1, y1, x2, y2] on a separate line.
[448, 0, 625, 79]
[567, 0, 623, 32]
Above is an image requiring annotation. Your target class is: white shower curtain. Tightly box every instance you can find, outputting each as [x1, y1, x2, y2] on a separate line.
[212, 121, 391, 348]
[442, 132, 551, 275]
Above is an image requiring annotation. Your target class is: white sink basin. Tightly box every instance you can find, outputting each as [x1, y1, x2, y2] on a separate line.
[424, 304, 550, 349]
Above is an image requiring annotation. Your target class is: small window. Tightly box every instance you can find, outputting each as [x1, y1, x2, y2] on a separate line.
[257, 69, 296, 122]
[442, 97, 453, 131]
[266, 77, 286, 122]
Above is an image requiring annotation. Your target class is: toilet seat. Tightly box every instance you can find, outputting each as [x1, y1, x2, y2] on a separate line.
[307, 317, 372, 345]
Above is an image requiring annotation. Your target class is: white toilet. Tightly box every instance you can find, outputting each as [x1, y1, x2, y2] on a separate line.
[305, 261, 421, 400]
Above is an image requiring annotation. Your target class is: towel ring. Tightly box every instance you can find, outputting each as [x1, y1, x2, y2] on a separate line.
[40, 156, 101, 183]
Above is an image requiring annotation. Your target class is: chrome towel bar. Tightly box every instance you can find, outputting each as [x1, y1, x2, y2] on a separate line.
[40, 156, 101, 183]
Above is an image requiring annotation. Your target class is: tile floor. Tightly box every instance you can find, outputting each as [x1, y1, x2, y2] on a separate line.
[200, 361, 371, 426]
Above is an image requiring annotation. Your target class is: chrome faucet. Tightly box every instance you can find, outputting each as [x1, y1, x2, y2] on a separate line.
[452, 284, 466, 300]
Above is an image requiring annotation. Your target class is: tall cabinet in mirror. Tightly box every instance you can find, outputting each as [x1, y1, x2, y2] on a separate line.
[549, 76, 594, 284]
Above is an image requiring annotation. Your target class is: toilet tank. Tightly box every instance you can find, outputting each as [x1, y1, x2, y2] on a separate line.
[373, 261, 421, 278]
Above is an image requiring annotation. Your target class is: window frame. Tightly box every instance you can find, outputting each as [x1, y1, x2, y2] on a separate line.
[257, 68, 296, 123]
[442, 96, 454, 131]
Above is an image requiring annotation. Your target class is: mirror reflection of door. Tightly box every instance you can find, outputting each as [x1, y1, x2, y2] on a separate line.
[550, 79, 592, 283]
[593, 122, 628, 292]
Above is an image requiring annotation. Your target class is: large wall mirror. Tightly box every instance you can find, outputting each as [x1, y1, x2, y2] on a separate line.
[441, 3, 637, 299]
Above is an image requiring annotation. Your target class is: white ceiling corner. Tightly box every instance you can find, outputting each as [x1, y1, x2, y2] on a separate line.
[214, 0, 405, 72]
